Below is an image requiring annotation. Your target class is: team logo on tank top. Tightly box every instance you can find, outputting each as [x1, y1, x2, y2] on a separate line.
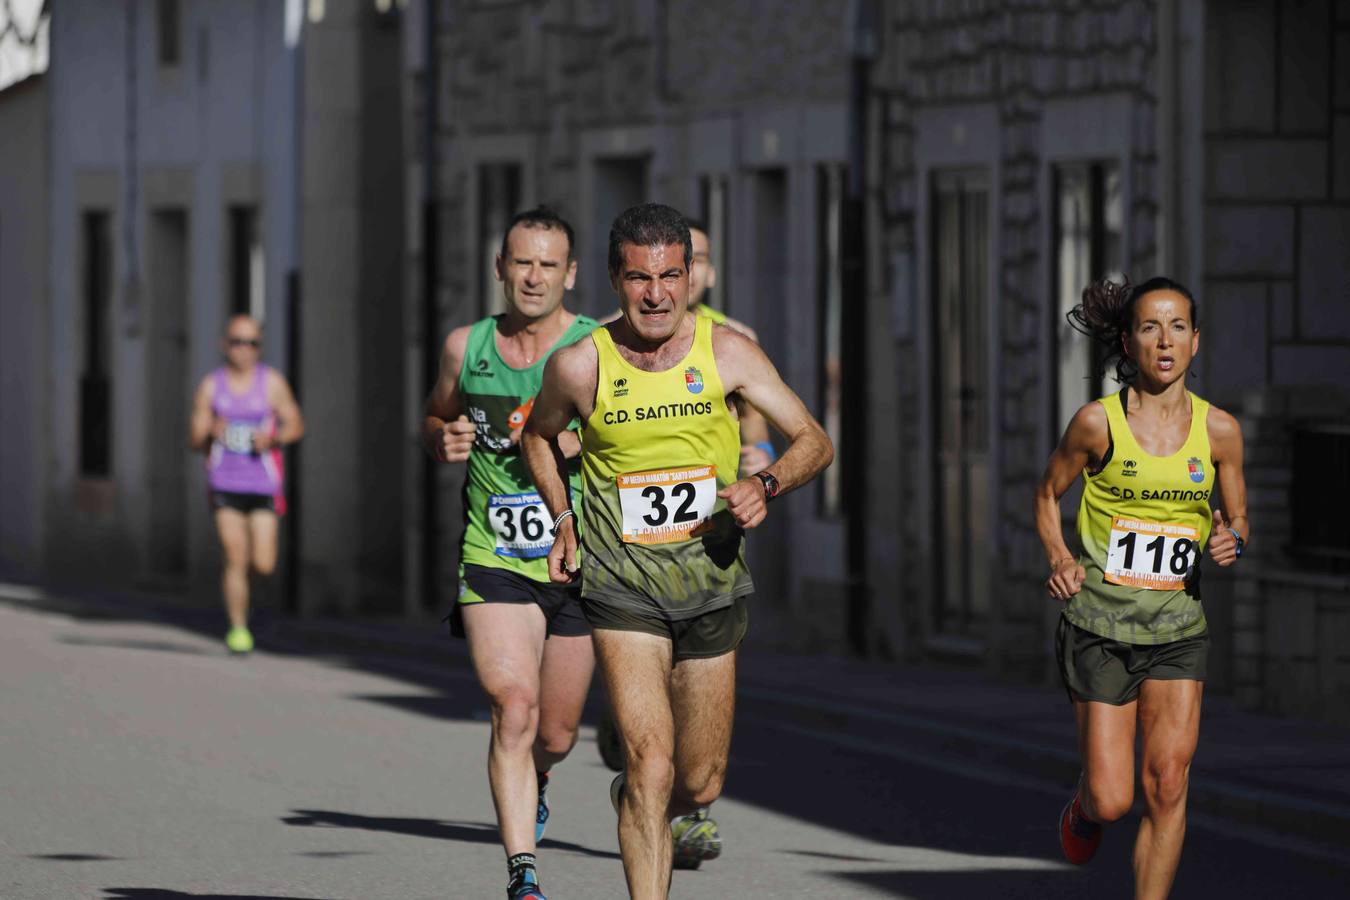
[1187, 456, 1205, 483]
[684, 366, 704, 395]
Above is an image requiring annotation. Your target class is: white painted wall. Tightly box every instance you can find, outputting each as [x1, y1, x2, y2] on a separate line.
[45, 0, 298, 586]
[0, 75, 49, 580]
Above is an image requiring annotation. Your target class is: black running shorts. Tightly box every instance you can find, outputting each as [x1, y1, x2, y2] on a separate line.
[582, 594, 749, 662]
[1056, 615, 1208, 706]
[449, 563, 590, 639]
[210, 491, 276, 514]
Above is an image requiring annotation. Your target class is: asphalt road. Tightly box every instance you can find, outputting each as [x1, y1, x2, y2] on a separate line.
[2, 598, 1347, 899]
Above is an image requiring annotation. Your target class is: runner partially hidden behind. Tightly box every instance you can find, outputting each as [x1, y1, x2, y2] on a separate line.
[422, 207, 598, 900]
[1035, 277, 1248, 900]
[189, 315, 304, 655]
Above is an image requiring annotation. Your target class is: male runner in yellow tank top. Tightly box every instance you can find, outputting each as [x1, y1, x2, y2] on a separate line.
[523, 204, 833, 899]
[1035, 276, 1249, 900]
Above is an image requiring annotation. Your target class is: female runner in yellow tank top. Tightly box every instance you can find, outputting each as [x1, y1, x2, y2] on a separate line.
[1035, 277, 1248, 900]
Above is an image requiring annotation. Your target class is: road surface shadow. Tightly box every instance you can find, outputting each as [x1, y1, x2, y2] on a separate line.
[831, 868, 1086, 899]
[282, 809, 620, 860]
[58, 635, 210, 656]
[31, 853, 122, 861]
[103, 891, 343, 900]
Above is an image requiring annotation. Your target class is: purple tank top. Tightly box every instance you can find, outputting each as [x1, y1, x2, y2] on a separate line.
[208, 365, 282, 495]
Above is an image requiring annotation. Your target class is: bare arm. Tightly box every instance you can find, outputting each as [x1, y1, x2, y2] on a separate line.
[422, 327, 476, 463]
[188, 376, 218, 453]
[522, 340, 596, 582]
[1035, 403, 1108, 600]
[258, 371, 305, 449]
[711, 316, 772, 473]
[1206, 406, 1248, 566]
[735, 402, 773, 474]
[715, 327, 834, 528]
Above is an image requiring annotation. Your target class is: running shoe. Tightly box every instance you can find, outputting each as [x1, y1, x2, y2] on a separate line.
[535, 770, 550, 843]
[597, 707, 624, 772]
[1058, 789, 1102, 865]
[507, 870, 546, 900]
[225, 626, 254, 654]
[671, 807, 722, 871]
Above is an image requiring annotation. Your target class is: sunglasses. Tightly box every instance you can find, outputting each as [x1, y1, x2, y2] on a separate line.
[228, 337, 261, 348]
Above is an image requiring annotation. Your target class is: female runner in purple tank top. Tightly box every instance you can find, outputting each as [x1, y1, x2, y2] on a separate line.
[189, 315, 305, 654]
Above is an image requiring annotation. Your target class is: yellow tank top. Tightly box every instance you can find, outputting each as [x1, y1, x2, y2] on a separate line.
[1067, 388, 1215, 644]
[696, 303, 729, 325]
[580, 314, 752, 618]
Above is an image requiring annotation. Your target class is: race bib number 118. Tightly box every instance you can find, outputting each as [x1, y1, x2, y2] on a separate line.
[1103, 517, 1200, 590]
[617, 465, 718, 545]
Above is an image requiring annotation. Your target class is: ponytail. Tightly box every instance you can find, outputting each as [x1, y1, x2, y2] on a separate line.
[1068, 275, 1198, 384]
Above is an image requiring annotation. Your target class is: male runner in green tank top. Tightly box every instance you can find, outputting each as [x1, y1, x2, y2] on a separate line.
[422, 207, 597, 900]
[523, 204, 834, 899]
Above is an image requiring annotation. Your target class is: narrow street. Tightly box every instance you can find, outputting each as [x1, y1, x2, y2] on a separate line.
[3, 595, 1348, 899]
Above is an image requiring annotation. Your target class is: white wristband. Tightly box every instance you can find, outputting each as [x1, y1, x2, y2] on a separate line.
[550, 509, 576, 538]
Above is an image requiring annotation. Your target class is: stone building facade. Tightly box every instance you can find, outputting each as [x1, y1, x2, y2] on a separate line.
[418, 0, 1350, 721]
[868, 0, 1350, 718]
[420, 0, 863, 633]
[4, 1, 1346, 722]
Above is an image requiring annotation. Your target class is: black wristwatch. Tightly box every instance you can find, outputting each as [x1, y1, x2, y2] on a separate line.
[753, 471, 780, 502]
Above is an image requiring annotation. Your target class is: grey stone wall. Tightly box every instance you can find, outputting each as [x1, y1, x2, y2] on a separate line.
[1198, 0, 1350, 722]
[1202, 0, 1350, 406]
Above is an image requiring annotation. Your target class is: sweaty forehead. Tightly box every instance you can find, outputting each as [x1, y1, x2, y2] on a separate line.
[506, 224, 569, 259]
[620, 242, 686, 273]
[226, 317, 261, 339]
[1135, 290, 1191, 322]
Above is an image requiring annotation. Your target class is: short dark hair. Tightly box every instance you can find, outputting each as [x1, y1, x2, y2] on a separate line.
[607, 203, 692, 277]
[684, 217, 709, 236]
[500, 206, 575, 261]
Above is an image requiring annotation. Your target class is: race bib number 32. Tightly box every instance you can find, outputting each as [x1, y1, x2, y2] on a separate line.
[617, 465, 718, 545]
[489, 492, 555, 559]
[1103, 517, 1200, 590]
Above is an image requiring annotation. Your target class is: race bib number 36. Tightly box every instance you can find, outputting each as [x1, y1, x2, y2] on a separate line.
[1104, 517, 1200, 590]
[617, 466, 718, 545]
[489, 492, 555, 559]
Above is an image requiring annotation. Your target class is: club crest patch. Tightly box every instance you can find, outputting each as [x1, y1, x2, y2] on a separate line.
[1187, 456, 1205, 483]
[684, 366, 704, 395]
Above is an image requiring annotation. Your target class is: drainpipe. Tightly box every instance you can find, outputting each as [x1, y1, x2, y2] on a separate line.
[843, 0, 878, 655]
[421, 0, 441, 611]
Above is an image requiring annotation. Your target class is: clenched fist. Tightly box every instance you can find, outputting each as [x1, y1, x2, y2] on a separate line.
[434, 415, 476, 463]
[1207, 508, 1242, 566]
[717, 477, 769, 530]
[1046, 557, 1086, 602]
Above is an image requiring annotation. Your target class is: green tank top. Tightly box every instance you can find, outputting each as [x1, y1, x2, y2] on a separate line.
[1067, 388, 1214, 644]
[458, 313, 598, 582]
[579, 315, 752, 618]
